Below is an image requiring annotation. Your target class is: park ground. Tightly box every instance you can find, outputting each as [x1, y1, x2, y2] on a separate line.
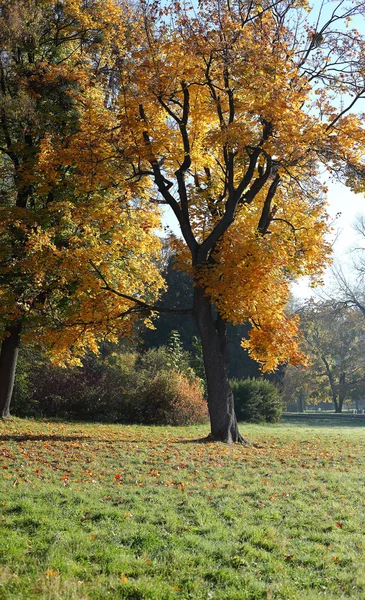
[0, 417, 364, 599]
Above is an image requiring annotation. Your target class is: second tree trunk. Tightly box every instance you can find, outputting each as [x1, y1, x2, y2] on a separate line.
[0, 322, 22, 418]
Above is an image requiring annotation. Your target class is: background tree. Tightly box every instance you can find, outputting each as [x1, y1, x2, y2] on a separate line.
[298, 301, 365, 412]
[104, 0, 365, 441]
[282, 365, 314, 412]
[328, 216, 365, 319]
[0, 0, 163, 416]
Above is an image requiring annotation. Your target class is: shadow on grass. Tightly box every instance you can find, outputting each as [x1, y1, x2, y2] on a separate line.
[282, 415, 365, 428]
[0, 433, 213, 444]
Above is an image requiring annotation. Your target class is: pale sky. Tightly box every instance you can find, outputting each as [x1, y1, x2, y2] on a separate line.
[292, 182, 365, 299]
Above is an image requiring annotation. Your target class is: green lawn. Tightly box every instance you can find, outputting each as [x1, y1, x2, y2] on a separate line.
[1, 418, 364, 599]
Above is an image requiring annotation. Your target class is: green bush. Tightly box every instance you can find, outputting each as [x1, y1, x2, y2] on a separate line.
[137, 345, 192, 378]
[137, 370, 209, 425]
[231, 378, 282, 423]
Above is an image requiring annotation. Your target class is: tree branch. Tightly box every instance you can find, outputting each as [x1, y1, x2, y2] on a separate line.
[138, 103, 198, 255]
[89, 261, 193, 316]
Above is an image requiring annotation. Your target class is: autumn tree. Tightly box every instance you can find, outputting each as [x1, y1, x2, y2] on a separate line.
[99, 0, 365, 441]
[0, 0, 163, 416]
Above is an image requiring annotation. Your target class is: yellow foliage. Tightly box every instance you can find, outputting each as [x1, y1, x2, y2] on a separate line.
[0, 0, 163, 363]
[109, 0, 365, 369]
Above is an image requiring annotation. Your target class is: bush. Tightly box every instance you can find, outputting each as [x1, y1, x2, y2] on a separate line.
[231, 378, 282, 423]
[13, 350, 143, 422]
[13, 343, 206, 424]
[137, 370, 209, 426]
[137, 345, 192, 378]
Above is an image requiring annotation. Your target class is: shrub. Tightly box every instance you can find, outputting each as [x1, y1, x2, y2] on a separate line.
[231, 378, 282, 423]
[137, 345, 191, 377]
[13, 345, 206, 424]
[13, 350, 143, 422]
[137, 370, 209, 426]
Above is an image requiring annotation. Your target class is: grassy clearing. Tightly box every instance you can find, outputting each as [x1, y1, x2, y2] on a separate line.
[0, 418, 365, 599]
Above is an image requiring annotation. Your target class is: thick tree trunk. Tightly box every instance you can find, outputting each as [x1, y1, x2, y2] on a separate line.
[333, 395, 341, 413]
[0, 322, 22, 417]
[193, 285, 244, 443]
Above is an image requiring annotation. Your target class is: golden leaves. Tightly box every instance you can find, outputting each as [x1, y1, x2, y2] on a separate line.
[0, 0, 164, 365]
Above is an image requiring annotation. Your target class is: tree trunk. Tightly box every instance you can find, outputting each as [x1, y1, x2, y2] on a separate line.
[193, 285, 244, 443]
[297, 392, 306, 413]
[0, 322, 22, 417]
[333, 394, 340, 413]
[337, 372, 345, 413]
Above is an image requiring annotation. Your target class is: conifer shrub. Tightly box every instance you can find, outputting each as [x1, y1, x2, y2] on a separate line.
[231, 378, 282, 423]
[137, 370, 209, 425]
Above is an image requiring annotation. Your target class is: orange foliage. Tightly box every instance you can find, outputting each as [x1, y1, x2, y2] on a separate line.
[109, 0, 365, 370]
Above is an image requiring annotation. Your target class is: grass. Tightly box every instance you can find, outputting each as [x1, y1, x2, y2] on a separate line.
[0, 418, 365, 599]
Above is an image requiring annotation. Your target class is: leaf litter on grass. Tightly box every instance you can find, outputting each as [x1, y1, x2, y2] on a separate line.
[0, 418, 365, 599]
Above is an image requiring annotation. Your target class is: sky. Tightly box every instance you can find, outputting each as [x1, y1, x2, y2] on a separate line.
[292, 182, 365, 299]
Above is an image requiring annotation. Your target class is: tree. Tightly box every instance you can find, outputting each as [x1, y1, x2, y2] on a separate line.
[0, 0, 163, 416]
[298, 301, 365, 412]
[104, 0, 365, 441]
[282, 364, 313, 412]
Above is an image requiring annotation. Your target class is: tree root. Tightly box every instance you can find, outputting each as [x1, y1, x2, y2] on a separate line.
[236, 433, 251, 446]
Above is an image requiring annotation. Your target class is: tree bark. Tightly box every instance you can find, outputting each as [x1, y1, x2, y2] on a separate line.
[0, 322, 22, 417]
[297, 392, 306, 413]
[193, 285, 244, 443]
[337, 372, 345, 413]
[333, 394, 340, 413]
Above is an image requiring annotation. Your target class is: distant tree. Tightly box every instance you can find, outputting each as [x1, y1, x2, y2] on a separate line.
[282, 365, 313, 412]
[329, 217, 365, 319]
[299, 302, 365, 413]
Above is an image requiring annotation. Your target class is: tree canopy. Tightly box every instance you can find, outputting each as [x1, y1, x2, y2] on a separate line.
[0, 0, 163, 415]
[0, 0, 163, 361]
[110, 0, 365, 373]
